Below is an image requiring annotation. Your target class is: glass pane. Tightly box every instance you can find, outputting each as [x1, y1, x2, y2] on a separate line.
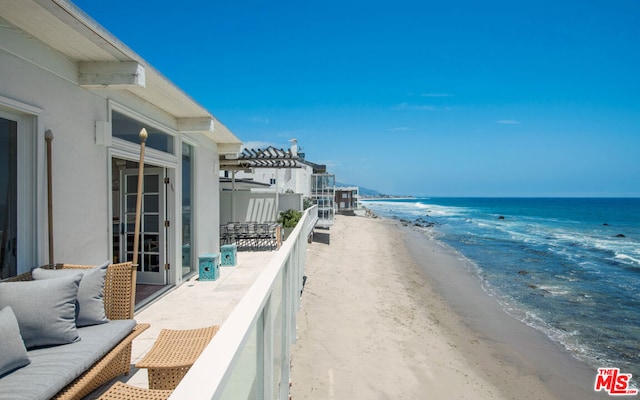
[182, 143, 193, 276]
[126, 194, 137, 213]
[112, 111, 175, 154]
[144, 174, 159, 192]
[126, 214, 136, 233]
[272, 271, 284, 399]
[0, 117, 17, 278]
[145, 254, 160, 272]
[126, 175, 137, 193]
[143, 234, 159, 253]
[144, 195, 159, 213]
[126, 234, 136, 252]
[220, 324, 258, 399]
[144, 215, 159, 232]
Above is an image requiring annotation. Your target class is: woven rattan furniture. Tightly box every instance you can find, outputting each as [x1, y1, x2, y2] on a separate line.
[2, 262, 149, 400]
[97, 381, 172, 400]
[136, 325, 220, 390]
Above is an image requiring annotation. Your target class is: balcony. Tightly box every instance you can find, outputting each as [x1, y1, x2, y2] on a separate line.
[111, 206, 318, 399]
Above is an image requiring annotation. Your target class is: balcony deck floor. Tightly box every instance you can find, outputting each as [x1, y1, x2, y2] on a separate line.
[90, 250, 277, 396]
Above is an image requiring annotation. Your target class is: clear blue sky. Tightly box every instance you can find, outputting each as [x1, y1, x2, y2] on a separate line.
[73, 0, 640, 197]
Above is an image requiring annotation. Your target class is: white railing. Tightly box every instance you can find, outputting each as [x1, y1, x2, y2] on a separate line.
[169, 206, 318, 400]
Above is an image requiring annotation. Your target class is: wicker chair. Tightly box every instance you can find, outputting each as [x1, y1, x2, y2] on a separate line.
[97, 382, 172, 400]
[3, 262, 150, 400]
[135, 325, 220, 390]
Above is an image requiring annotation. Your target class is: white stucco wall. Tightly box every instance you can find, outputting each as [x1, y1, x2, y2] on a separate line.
[1, 46, 111, 269]
[231, 163, 313, 197]
[1, 34, 223, 279]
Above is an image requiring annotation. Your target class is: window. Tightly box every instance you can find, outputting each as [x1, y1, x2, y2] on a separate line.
[112, 110, 175, 154]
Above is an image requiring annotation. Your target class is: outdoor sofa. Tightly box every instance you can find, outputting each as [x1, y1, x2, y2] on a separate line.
[0, 262, 149, 400]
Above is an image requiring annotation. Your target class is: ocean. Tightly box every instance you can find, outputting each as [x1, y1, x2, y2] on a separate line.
[361, 197, 640, 381]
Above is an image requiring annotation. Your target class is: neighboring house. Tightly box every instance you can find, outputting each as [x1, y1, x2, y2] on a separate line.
[228, 140, 329, 198]
[218, 145, 304, 223]
[335, 186, 359, 213]
[0, 1, 242, 288]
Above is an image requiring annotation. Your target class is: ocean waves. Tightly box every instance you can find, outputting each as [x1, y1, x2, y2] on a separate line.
[362, 197, 640, 379]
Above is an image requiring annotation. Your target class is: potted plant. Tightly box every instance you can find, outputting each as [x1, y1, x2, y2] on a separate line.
[278, 209, 302, 240]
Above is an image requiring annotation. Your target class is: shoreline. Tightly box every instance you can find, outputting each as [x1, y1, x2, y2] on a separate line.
[400, 221, 600, 400]
[290, 214, 600, 399]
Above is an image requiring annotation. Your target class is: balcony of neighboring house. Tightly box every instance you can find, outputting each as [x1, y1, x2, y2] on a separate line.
[92, 205, 318, 400]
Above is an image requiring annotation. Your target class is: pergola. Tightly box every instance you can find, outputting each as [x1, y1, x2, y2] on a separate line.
[219, 146, 301, 171]
[219, 146, 303, 223]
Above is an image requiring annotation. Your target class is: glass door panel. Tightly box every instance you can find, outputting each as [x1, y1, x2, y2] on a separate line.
[0, 118, 17, 279]
[121, 167, 166, 285]
[181, 143, 194, 277]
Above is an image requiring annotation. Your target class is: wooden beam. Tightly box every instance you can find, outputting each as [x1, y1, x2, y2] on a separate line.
[78, 61, 145, 87]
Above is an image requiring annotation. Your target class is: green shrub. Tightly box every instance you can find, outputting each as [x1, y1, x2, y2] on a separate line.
[278, 209, 302, 228]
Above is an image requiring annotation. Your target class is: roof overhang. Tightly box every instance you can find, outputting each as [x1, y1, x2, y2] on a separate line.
[0, 0, 242, 149]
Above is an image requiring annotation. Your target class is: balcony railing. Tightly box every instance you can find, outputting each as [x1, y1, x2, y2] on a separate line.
[169, 206, 318, 400]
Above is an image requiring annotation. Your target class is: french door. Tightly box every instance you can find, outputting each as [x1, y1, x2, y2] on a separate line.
[120, 167, 167, 285]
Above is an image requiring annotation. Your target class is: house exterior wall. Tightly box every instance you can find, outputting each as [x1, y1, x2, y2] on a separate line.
[1, 22, 225, 284]
[192, 136, 221, 257]
[220, 191, 303, 225]
[1, 41, 110, 270]
[229, 163, 313, 197]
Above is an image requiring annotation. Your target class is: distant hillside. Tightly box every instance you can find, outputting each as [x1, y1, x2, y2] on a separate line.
[336, 182, 382, 197]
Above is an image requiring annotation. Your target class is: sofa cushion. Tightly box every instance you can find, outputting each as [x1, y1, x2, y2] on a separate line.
[0, 319, 136, 400]
[0, 306, 30, 377]
[0, 274, 81, 349]
[32, 261, 109, 327]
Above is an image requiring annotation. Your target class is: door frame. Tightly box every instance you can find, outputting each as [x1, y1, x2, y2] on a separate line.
[120, 167, 166, 285]
[0, 101, 40, 276]
[109, 149, 177, 287]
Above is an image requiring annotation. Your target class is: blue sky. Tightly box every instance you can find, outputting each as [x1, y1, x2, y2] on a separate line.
[74, 0, 640, 197]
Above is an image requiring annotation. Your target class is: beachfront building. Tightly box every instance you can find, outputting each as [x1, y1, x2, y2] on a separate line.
[227, 139, 330, 198]
[218, 145, 305, 225]
[0, 1, 241, 288]
[311, 173, 336, 228]
[335, 186, 359, 213]
[219, 140, 337, 228]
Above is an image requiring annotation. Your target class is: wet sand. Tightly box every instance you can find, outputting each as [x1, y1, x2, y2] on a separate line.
[290, 214, 600, 399]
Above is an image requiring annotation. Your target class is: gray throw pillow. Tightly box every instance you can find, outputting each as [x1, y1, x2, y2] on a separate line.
[0, 274, 81, 349]
[0, 306, 30, 376]
[32, 261, 109, 327]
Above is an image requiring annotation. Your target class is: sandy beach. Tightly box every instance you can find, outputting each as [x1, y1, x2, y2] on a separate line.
[290, 214, 600, 399]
